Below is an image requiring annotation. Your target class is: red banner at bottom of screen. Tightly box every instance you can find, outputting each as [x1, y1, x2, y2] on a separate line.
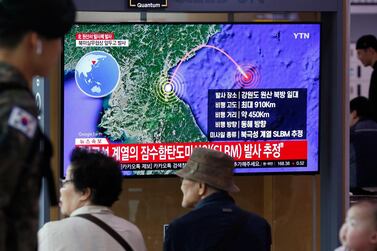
[75, 140, 307, 164]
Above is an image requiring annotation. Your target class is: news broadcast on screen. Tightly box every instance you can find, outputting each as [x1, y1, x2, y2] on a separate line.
[62, 23, 320, 177]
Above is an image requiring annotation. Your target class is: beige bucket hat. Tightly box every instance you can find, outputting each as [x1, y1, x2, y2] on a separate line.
[176, 147, 240, 193]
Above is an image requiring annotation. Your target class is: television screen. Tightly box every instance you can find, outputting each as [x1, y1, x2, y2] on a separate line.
[62, 23, 320, 177]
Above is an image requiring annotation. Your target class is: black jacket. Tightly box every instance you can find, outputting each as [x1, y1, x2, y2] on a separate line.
[368, 61, 377, 121]
[164, 191, 271, 251]
[350, 118, 377, 189]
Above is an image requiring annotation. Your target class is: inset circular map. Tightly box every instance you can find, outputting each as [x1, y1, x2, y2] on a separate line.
[75, 51, 120, 98]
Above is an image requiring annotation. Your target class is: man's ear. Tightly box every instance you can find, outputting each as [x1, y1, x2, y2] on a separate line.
[80, 188, 92, 202]
[23, 32, 39, 54]
[198, 182, 207, 196]
[367, 47, 375, 55]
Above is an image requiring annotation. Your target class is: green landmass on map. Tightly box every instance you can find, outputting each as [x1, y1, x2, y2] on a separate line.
[64, 24, 221, 143]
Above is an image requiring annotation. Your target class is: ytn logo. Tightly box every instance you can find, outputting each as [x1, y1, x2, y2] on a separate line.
[293, 33, 310, 39]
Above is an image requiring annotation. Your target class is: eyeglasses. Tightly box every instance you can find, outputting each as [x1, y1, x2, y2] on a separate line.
[60, 179, 74, 187]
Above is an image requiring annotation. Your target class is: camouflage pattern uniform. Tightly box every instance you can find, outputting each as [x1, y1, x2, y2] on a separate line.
[0, 62, 46, 251]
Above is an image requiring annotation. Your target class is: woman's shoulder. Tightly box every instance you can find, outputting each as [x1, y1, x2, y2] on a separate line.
[40, 215, 92, 233]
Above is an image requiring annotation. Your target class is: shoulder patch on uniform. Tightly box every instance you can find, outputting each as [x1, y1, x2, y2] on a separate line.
[8, 106, 37, 138]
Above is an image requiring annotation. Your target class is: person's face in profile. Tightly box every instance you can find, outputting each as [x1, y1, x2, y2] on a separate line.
[180, 178, 201, 208]
[357, 48, 372, 67]
[350, 110, 359, 127]
[339, 203, 377, 251]
[59, 165, 86, 217]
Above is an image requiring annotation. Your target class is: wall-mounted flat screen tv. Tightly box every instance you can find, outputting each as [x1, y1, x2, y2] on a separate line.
[62, 23, 320, 177]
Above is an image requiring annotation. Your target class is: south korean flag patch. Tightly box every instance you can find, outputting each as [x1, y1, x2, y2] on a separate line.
[8, 107, 37, 139]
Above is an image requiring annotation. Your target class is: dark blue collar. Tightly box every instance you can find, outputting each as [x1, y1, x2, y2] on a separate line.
[195, 191, 235, 210]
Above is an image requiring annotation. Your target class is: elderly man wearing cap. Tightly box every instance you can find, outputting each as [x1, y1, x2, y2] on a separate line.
[356, 34, 377, 121]
[0, 0, 75, 250]
[163, 147, 271, 251]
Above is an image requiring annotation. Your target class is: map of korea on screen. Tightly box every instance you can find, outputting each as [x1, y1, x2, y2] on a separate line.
[63, 23, 320, 177]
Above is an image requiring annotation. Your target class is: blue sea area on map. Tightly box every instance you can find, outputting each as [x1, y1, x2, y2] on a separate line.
[169, 24, 320, 171]
[63, 71, 103, 176]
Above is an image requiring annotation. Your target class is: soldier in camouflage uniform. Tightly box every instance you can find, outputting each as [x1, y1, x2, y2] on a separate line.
[0, 0, 75, 250]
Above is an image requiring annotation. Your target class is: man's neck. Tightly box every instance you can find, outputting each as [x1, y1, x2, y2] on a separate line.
[200, 187, 224, 201]
[349, 246, 377, 251]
